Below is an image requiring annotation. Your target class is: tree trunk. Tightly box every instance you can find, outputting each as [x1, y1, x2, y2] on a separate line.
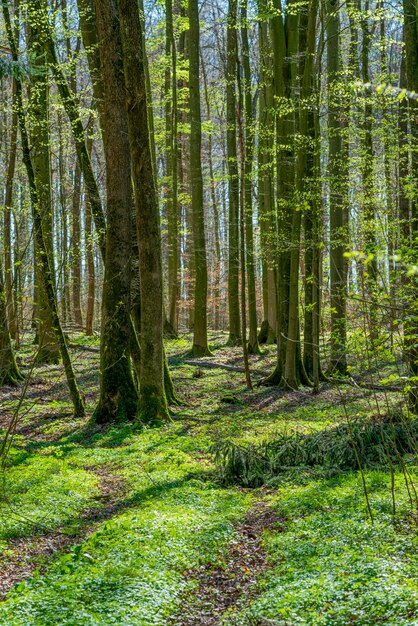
[241, 0, 260, 355]
[284, 0, 317, 388]
[2, 0, 85, 417]
[257, 5, 276, 345]
[0, 268, 23, 386]
[118, 0, 169, 421]
[27, 2, 60, 364]
[4, 80, 18, 344]
[226, 0, 241, 345]
[327, 0, 347, 375]
[92, 0, 138, 424]
[166, 0, 180, 335]
[71, 162, 83, 328]
[188, 0, 211, 356]
[402, 0, 418, 412]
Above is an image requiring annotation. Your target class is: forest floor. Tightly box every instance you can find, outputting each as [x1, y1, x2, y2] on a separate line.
[0, 332, 418, 625]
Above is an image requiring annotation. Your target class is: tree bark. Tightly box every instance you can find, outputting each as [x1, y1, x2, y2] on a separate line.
[327, 0, 347, 375]
[226, 0, 241, 345]
[92, 0, 138, 424]
[188, 0, 211, 356]
[118, 0, 169, 421]
[2, 0, 85, 417]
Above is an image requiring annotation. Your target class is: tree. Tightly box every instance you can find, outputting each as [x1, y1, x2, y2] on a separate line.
[240, 0, 259, 355]
[327, 0, 347, 375]
[2, 0, 85, 417]
[118, 0, 169, 421]
[226, 0, 241, 345]
[402, 0, 418, 412]
[27, 0, 60, 364]
[92, 0, 138, 424]
[188, 0, 211, 356]
[0, 267, 22, 386]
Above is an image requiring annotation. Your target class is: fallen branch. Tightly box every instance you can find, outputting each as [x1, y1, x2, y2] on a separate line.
[181, 359, 266, 376]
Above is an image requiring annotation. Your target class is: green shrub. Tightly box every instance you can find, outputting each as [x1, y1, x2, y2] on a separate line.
[211, 415, 418, 486]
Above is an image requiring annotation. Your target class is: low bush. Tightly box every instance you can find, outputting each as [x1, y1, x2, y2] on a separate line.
[211, 414, 418, 486]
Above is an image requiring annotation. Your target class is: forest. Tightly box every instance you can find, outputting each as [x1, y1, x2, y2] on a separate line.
[0, 0, 418, 622]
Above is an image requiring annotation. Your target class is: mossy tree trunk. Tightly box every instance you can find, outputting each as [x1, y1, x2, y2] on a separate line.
[226, 0, 241, 345]
[4, 80, 18, 344]
[360, 5, 379, 340]
[201, 53, 222, 330]
[118, 0, 169, 421]
[327, 0, 347, 375]
[241, 0, 260, 355]
[284, 0, 317, 388]
[165, 0, 180, 335]
[402, 0, 418, 412]
[2, 0, 85, 417]
[0, 268, 23, 387]
[27, 4, 60, 364]
[92, 0, 138, 424]
[71, 163, 83, 328]
[257, 4, 277, 345]
[188, 0, 211, 356]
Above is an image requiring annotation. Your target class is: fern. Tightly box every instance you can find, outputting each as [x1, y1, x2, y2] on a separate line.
[211, 415, 418, 486]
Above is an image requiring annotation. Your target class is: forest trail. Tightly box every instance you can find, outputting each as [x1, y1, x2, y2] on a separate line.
[0, 334, 418, 625]
[171, 502, 282, 625]
[0, 464, 126, 599]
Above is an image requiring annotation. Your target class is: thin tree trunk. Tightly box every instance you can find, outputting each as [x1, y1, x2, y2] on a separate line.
[241, 0, 260, 355]
[27, 0, 60, 364]
[257, 3, 276, 345]
[166, 0, 179, 335]
[188, 0, 211, 356]
[201, 52, 222, 331]
[360, 3, 379, 340]
[71, 162, 83, 328]
[226, 0, 241, 345]
[85, 188, 95, 336]
[0, 267, 23, 386]
[402, 0, 418, 412]
[4, 80, 18, 343]
[2, 0, 85, 417]
[284, 0, 317, 388]
[327, 0, 347, 375]
[237, 62, 252, 389]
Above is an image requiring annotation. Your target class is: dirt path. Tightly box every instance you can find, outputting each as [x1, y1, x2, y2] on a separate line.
[171, 502, 284, 626]
[0, 465, 125, 599]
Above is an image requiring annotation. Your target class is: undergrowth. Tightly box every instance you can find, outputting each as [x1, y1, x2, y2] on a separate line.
[211, 413, 418, 486]
[1, 334, 418, 624]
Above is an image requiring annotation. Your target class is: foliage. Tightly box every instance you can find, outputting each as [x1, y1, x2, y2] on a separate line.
[227, 472, 418, 625]
[211, 413, 418, 486]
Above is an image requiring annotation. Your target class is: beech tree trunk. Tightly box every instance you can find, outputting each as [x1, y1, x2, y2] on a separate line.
[2, 0, 85, 417]
[27, 2, 60, 364]
[117, 0, 169, 421]
[4, 80, 18, 344]
[92, 0, 138, 424]
[327, 0, 347, 375]
[226, 0, 241, 345]
[188, 0, 211, 356]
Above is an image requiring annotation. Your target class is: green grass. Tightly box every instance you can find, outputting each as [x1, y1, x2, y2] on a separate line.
[228, 471, 418, 625]
[1, 333, 418, 625]
[1, 482, 249, 625]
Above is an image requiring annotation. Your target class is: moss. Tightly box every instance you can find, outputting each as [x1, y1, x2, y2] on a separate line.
[137, 384, 170, 424]
[164, 357, 182, 406]
[192, 344, 213, 358]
